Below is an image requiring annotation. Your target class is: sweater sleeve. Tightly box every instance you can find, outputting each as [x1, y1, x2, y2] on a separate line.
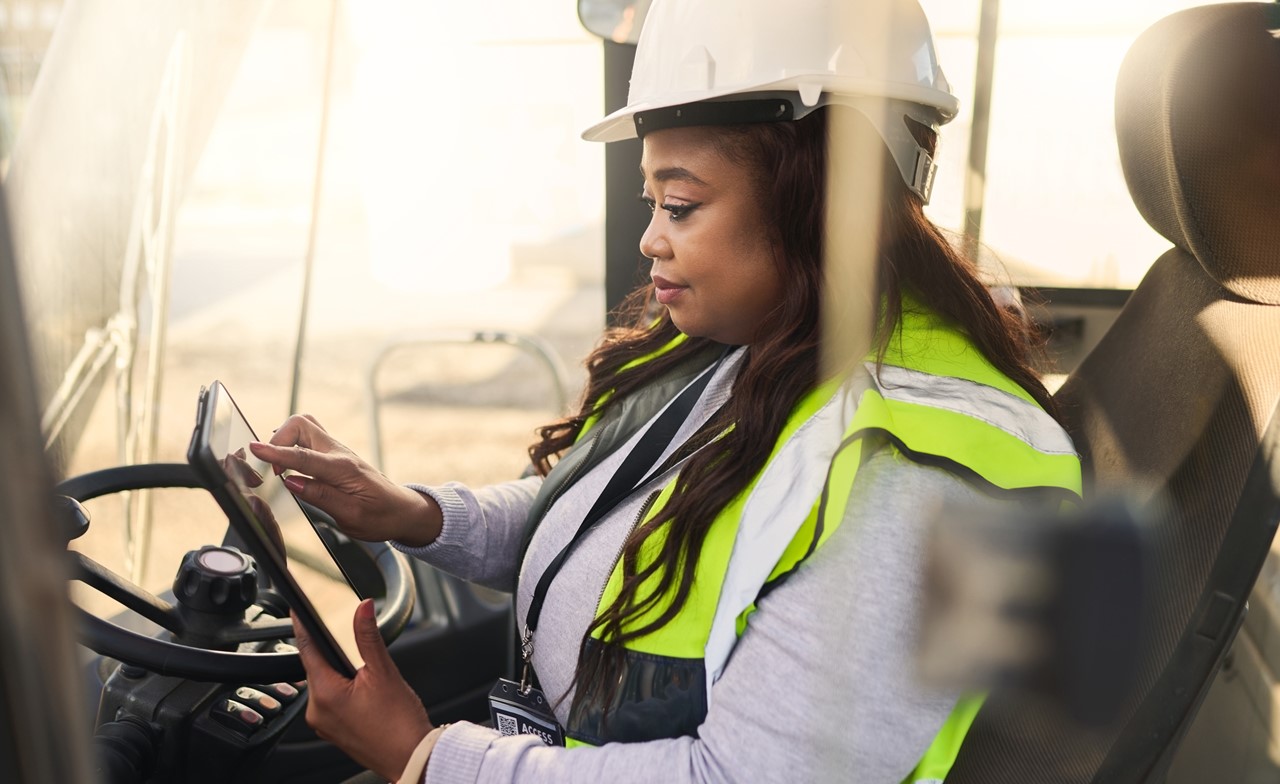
[421, 447, 1003, 784]
[391, 476, 543, 593]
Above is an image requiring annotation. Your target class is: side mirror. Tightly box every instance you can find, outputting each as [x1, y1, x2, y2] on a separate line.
[578, 0, 650, 43]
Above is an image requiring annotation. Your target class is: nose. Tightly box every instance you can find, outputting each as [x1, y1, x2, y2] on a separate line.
[639, 211, 671, 261]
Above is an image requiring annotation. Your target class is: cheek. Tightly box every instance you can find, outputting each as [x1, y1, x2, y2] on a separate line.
[726, 224, 783, 299]
[716, 244, 783, 321]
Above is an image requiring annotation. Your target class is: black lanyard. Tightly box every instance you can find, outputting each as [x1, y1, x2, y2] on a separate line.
[520, 352, 726, 674]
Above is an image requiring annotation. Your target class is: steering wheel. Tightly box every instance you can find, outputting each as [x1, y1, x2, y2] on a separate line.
[58, 463, 415, 683]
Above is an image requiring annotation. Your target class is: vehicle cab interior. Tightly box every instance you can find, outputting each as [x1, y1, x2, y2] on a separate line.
[0, 1, 1277, 782]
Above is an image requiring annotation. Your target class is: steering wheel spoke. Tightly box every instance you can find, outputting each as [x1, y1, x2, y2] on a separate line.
[73, 551, 184, 634]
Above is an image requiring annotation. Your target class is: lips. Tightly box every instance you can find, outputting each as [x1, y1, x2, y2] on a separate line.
[652, 275, 687, 306]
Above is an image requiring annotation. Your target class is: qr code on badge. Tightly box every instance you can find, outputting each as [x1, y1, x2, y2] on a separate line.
[496, 713, 519, 736]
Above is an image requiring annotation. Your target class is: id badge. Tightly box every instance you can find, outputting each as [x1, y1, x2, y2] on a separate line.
[488, 678, 566, 746]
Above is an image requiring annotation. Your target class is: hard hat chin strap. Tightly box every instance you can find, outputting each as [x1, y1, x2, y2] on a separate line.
[832, 95, 941, 205]
[910, 148, 939, 205]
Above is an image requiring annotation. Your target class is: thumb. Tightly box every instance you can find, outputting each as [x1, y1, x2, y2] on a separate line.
[352, 598, 393, 672]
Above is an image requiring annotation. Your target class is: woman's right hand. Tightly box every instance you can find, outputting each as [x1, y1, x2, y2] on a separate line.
[248, 414, 442, 547]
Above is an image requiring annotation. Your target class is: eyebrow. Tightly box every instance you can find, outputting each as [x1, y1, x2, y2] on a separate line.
[640, 166, 709, 187]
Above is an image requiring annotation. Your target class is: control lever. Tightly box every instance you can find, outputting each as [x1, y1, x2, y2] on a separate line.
[93, 715, 159, 784]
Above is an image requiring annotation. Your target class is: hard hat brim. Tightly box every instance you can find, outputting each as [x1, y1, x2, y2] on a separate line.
[582, 78, 959, 142]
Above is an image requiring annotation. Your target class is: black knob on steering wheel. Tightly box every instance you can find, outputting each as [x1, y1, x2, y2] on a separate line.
[59, 463, 415, 682]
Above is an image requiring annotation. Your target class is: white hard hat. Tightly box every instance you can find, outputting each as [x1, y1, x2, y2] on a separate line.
[582, 0, 959, 203]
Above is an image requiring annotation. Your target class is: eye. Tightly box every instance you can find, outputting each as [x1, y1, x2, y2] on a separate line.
[637, 191, 700, 222]
[662, 202, 700, 222]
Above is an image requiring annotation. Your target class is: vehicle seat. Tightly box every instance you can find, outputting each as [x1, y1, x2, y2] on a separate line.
[947, 4, 1280, 781]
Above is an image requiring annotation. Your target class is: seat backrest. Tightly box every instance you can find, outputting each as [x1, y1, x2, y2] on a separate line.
[947, 4, 1280, 781]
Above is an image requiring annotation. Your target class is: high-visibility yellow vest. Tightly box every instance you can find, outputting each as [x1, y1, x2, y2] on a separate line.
[532, 304, 1081, 781]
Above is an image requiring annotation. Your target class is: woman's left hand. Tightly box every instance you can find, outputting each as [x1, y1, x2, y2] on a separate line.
[292, 599, 434, 781]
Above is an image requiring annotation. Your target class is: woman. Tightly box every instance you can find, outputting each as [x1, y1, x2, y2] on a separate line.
[251, 1, 1082, 781]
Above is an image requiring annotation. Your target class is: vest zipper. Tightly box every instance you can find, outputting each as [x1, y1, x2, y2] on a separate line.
[592, 488, 661, 622]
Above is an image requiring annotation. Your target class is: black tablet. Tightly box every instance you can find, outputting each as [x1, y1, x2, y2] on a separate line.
[187, 380, 361, 678]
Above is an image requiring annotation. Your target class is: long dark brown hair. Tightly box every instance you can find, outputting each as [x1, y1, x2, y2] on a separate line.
[528, 106, 1055, 710]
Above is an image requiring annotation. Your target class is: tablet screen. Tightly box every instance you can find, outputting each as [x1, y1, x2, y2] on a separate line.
[202, 381, 364, 669]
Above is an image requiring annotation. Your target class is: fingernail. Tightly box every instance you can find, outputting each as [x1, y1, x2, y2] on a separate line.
[284, 475, 305, 493]
[358, 598, 376, 621]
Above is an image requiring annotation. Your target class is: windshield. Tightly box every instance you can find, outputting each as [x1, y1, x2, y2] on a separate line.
[15, 0, 594, 611]
[920, 0, 1242, 288]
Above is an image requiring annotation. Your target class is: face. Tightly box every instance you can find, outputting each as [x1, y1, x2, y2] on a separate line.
[639, 126, 784, 346]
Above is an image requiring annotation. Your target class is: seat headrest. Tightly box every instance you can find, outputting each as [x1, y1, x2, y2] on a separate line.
[1116, 3, 1280, 305]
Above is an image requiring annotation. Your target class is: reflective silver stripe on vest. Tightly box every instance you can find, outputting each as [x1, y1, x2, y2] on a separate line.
[703, 373, 867, 701]
[868, 363, 1076, 456]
